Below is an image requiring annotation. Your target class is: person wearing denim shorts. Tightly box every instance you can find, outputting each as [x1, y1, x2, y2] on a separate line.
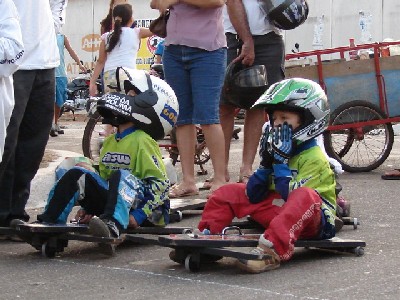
[150, 0, 227, 197]
[220, 0, 285, 184]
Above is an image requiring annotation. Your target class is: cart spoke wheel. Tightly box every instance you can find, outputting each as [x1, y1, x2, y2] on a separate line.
[324, 100, 394, 172]
[82, 112, 111, 164]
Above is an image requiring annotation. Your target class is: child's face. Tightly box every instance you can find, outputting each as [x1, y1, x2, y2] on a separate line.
[127, 90, 136, 96]
[272, 110, 301, 130]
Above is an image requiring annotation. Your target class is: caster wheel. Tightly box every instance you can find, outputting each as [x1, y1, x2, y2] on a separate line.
[353, 217, 358, 230]
[354, 246, 364, 256]
[177, 211, 183, 222]
[41, 242, 56, 258]
[185, 254, 200, 272]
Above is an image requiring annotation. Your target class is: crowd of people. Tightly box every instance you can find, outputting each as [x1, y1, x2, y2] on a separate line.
[0, 0, 398, 274]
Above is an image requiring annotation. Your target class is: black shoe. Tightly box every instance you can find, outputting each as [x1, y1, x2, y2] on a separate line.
[50, 125, 58, 137]
[55, 124, 64, 134]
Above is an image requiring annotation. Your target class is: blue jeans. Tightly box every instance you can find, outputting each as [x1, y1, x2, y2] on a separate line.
[163, 45, 227, 125]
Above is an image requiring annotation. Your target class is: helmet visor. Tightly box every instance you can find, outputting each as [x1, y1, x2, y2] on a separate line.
[234, 65, 268, 88]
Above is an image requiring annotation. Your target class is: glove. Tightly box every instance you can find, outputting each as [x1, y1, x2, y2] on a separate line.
[271, 122, 294, 164]
[259, 124, 274, 169]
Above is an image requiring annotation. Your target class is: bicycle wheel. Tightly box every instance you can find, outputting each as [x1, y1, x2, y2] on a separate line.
[324, 100, 394, 172]
[82, 112, 107, 164]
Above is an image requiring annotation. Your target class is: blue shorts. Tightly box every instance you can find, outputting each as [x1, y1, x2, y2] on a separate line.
[163, 45, 227, 125]
[55, 77, 68, 108]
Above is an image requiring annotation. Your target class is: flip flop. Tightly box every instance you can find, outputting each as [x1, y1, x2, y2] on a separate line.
[197, 178, 213, 191]
[169, 185, 199, 198]
[381, 169, 400, 180]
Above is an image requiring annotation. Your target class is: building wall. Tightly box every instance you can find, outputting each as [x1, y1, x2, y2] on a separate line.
[62, 0, 400, 78]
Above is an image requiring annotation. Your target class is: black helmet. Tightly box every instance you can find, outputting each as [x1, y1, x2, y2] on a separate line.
[262, 0, 309, 30]
[97, 67, 179, 140]
[222, 61, 268, 110]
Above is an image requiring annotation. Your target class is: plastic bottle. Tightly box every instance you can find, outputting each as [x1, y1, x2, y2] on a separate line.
[349, 38, 358, 60]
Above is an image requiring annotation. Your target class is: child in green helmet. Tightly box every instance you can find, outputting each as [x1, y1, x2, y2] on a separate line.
[198, 78, 337, 273]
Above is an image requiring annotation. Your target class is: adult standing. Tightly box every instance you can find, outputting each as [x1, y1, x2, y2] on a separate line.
[150, 0, 227, 197]
[0, 0, 24, 163]
[220, 0, 285, 184]
[0, 0, 61, 227]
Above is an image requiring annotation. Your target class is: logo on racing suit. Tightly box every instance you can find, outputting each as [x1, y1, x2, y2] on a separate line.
[102, 152, 131, 166]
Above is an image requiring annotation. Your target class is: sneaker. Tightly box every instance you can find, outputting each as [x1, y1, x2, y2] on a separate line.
[9, 219, 26, 229]
[236, 237, 280, 274]
[88, 216, 119, 256]
[55, 124, 64, 134]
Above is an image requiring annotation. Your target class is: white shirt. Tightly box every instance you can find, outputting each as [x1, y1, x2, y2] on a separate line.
[104, 27, 140, 72]
[223, 0, 279, 35]
[0, 0, 24, 162]
[11, 0, 60, 70]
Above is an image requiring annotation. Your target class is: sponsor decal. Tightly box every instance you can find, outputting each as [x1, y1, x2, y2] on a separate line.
[102, 152, 131, 165]
[81, 34, 102, 52]
[160, 103, 177, 126]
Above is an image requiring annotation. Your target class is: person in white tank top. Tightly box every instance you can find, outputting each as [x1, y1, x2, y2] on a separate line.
[89, 3, 152, 97]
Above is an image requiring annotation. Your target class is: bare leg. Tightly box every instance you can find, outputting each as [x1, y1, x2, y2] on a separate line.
[240, 108, 265, 182]
[219, 104, 235, 182]
[201, 123, 226, 191]
[175, 124, 197, 191]
[54, 105, 61, 125]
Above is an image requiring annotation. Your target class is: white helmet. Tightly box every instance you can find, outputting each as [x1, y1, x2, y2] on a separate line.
[97, 67, 179, 140]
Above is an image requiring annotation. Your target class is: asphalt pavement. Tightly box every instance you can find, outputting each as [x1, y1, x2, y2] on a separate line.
[1, 113, 400, 300]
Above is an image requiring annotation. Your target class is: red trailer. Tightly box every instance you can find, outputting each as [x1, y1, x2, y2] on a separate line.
[285, 41, 400, 172]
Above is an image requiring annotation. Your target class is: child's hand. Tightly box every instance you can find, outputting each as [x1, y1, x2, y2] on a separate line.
[271, 122, 294, 164]
[259, 124, 274, 169]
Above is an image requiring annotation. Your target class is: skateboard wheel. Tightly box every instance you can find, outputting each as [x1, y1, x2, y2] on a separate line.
[177, 211, 183, 222]
[354, 246, 364, 256]
[185, 254, 200, 272]
[353, 218, 358, 230]
[41, 242, 56, 258]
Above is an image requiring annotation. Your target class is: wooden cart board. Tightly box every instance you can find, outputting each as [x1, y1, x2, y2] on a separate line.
[156, 228, 366, 272]
[11, 222, 122, 258]
[7, 222, 194, 258]
[169, 198, 207, 223]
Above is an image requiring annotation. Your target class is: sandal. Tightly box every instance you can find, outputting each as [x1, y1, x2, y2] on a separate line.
[169, 185, 199, 198]
[238, 174, 251, 184]
[381, 168, 400, 180]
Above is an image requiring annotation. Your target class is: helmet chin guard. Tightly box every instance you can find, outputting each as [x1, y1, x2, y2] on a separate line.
[97, 68, 179, 140]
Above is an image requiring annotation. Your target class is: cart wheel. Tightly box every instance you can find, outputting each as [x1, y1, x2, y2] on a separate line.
[324, 100, 394, 172]
[353, 217, 358, 230]
[354, 246, 364, 257]
[41, 242, 56, 258]
[185, 254, 201, 272]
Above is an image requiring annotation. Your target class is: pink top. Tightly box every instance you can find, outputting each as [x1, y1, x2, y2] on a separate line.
[165, 3, 227, 51]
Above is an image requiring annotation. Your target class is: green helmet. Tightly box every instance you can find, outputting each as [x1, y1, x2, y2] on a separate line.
[252, 78, 330, 143]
